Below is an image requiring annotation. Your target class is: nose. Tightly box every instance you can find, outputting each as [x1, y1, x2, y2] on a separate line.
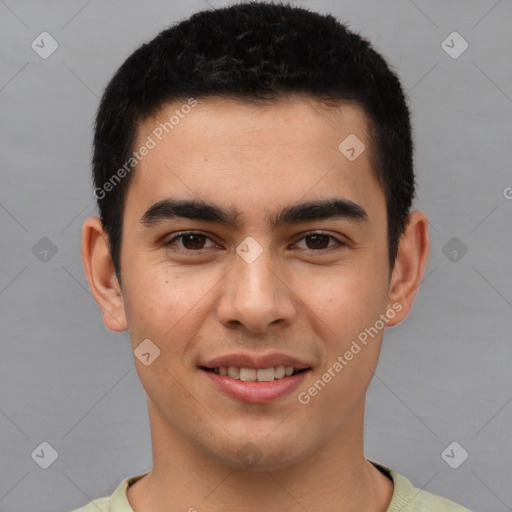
[216, 247, 297, 334]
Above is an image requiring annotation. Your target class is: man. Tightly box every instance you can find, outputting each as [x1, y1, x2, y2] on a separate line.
[75, 2, 470, 511]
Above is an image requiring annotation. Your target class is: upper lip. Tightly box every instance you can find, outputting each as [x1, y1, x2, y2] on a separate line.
[201, 352, 312, 370]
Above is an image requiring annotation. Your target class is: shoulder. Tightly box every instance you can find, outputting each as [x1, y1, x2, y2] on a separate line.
[370, 461, 472, 512]
[70, 473, 148, 512]
[406, 487, 473, 511]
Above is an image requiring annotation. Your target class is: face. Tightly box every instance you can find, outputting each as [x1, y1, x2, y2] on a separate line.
[112, 97, 398, 470]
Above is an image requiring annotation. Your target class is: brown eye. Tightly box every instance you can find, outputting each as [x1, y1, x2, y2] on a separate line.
[166, 232, 216, 252]
[304, 234, 331, 250]
[294, 232, 345, 253]
[179, 233, 207, 250]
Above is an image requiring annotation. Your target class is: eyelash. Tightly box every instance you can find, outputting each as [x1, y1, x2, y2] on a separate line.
[165, 231, 346, 255]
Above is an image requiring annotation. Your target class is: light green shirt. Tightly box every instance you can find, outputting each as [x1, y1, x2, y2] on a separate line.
[72, 461, 471, 511]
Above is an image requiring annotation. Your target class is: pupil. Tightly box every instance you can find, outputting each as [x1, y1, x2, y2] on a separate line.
[183, 234, 205, 249]
[307, 234, 329, 249]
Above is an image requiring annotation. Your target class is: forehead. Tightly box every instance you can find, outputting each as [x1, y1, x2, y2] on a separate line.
[126, 96, 384, 223]
[139, 95, 371, 158]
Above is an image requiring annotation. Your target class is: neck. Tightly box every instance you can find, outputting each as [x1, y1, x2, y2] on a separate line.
[127, 398, 393, 512]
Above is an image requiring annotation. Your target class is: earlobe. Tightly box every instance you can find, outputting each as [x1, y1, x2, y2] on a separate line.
[386, 211, 430, 327]
[81, 217, 128, 332]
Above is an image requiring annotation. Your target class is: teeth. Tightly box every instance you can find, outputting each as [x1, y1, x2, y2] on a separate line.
[227, 367, 240, 379]
[239, 368, 256, 382]
[274, 365, 286, 379]
[213, 366, 299, 381]
[256, 368, 274, 382]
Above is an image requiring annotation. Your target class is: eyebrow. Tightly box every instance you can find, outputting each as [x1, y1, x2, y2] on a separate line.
[139, 198, 368, 228]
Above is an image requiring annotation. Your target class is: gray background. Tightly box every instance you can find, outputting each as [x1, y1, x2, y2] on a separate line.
[1, 0, 511, 511]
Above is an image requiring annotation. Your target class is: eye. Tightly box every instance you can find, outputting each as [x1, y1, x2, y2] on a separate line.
[166, 232, 217, 251]
[294, 232, 345, 252]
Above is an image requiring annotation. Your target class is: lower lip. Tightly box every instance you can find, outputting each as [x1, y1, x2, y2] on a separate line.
[202, 369, 309, 403]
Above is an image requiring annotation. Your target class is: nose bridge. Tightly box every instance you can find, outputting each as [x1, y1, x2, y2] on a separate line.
[240, 253, 278, 302]
[217, 242, 296, 332]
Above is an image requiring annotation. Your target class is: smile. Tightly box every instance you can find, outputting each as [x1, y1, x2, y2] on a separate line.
[204, 366, 305, 381]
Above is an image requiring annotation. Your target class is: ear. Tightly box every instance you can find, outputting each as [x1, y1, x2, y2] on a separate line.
[81, 216, 128, 332]
[386, 210, 430, 326]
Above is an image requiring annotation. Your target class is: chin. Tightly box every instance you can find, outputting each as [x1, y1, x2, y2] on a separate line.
[210, 434, 315, 472]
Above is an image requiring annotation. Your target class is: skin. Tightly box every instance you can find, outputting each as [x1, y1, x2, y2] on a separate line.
[82, 96, 429, 512]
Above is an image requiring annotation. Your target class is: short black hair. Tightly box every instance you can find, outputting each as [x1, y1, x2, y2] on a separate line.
[93, 1, 414, 282]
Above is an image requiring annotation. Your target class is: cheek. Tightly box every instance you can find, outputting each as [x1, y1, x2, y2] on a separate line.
[295, 259, 388, 409]
[122, 270, 196, 404]
[297, 262, 388, 341]
[122, 259, 221, 360]
[122, 265, 186, 344]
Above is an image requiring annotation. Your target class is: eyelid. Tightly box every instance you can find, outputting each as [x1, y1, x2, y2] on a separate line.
[292, 230, 347, 251]
[166, 231, 218, 248]
[165, 230, 347, 254]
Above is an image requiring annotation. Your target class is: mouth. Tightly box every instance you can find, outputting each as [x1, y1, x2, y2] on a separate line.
[201, 365, 309, 382]
[199, 353, 312, 403]
[199, 354, 312, 403]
